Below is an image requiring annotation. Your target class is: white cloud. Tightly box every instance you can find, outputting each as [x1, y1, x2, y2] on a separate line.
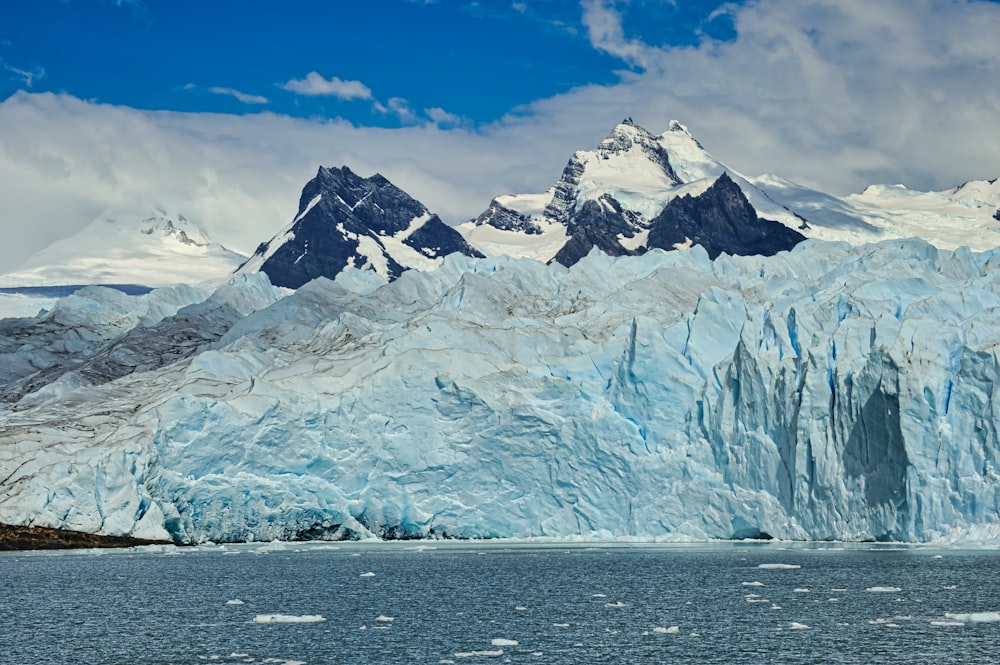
[2, 60, 45, 87]
[374, 97, 419, 124]
[425, 107, 464, 127]
[208, 87, 269, 105]
[2, 0, 1000, 275]
[282, 72, 373, 100]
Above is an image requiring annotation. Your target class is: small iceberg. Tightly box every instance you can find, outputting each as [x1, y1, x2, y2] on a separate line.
[252, 614, 327, 624]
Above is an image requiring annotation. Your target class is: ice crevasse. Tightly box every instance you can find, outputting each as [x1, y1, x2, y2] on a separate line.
[2, 238, 1000, 544]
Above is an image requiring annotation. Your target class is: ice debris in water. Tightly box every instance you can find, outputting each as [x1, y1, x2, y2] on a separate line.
[866, 586, 902, 593]
[788, 622, 810, 630]
[944, 612, 1000, 623]
[359, 572, 376, 577]
[652, 626, 680, 634]
[759, 564, 801, 570]
[491, 639, 518, 647]
[252, 614, 327, 624]
[226, 599, 245, 605]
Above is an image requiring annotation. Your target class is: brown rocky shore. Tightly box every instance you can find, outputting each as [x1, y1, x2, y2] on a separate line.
[0, 523, 175, 551]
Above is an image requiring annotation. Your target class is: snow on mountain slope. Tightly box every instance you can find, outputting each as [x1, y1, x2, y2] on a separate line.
[459, 120, 814, 265]
[461, 121, 1000, 267]
[0, 206, 247, 288]
[4, 240, 1000, 544]
[236, 166, 482, 288]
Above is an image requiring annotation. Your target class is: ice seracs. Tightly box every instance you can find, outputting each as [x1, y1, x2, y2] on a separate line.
[6, 239, 1000, 544]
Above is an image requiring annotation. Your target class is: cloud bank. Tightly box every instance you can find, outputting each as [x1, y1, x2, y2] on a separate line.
[1, 0, 999, 274]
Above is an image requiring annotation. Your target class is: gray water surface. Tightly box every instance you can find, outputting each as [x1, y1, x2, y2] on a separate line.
[2, 542, 999, 664]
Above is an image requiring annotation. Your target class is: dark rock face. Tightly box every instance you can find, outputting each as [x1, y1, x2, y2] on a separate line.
[551, 197, 638, 267]
[472, 199, 541, 234]
[245, 166, 482, 289]
[647, 173, 806, 259]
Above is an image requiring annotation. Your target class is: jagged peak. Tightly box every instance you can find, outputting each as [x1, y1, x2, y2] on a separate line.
[667, 119, 690, 134]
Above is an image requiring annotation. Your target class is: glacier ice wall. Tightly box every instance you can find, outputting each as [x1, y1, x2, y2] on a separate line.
[3, 240, 1000, 543]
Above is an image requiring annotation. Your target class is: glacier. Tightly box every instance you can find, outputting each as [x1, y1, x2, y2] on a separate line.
[3, 239, 1000, 544]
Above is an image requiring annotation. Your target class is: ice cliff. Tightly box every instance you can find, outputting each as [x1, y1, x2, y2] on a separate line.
[2, 239, 1000, 544]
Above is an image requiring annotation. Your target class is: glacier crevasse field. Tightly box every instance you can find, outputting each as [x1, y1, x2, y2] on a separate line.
[2, 239, 1000, 544]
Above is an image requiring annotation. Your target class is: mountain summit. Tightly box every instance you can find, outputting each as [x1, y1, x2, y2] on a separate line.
[236, 166, 483, 288]
[459, 119, 807, 266]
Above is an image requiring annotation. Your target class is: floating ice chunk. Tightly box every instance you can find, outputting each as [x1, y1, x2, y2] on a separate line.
[945, 612, 1000, 623]
[592, 593, 607, 598]
[605, 601, 626, 608]
[226, 599, 245, 605]
[359, 625, 367, 631]
[440, 660, 456, 664]
[491, 639, 518, 647]
[229, 655, 250, 659]
[866, 587, 902, 593]
[360, 572, 376, 577]
[793, 588, 810, 593]
[515, 606, 527, 611]
[741, 581, 765, 587]
[531, 653, 544, 657]
[652, 626, 680, 634]
[455, 650, 503, 658]
[758, 564, 800, 570]
[943, 585, 958, 590]
[375, 615, 394, 623]
[771, 605, 782, 610]
[252, 614, 327, 623]
[552, 623, 570, 628]
[930, 620, 967, 627]
[788, 622, 810, 630]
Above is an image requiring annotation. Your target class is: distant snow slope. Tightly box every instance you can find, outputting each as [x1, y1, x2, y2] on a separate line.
[460, 121, 1000, 265]
[0, 206, 246, 288]
[4, 241, 1000, 544]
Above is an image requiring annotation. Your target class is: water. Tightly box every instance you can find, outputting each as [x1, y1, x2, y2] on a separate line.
[2, 542, 1000, 664]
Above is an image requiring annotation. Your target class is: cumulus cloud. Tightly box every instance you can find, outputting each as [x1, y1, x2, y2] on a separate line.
[425, 107, 464, 127]
[2, 0, 1000, 274]
[282, 72, 373, 100]
[374, 97, 419, 124]
[207, 87, 269, 105]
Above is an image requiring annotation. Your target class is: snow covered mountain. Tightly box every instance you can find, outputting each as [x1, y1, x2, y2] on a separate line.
[458, 120, 1000, 264]
[458, 120, 811, 265]
[4, 239, 1000, 544]
[0, 206, 246, 288]
[235, 166, 483, 288]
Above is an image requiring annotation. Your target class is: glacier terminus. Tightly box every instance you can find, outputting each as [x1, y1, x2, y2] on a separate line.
[3, 239, 1000, 545]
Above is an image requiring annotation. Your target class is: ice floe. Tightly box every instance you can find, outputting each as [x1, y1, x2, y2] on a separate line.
[944, 612, 1000, 623]
[252, 614, 327, 624]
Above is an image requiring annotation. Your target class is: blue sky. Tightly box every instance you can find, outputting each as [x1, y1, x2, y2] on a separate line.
[2, 0, 737, 126]
[1, 0, 1000, 272]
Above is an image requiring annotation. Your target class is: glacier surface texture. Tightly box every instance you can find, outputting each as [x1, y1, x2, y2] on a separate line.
[2, 239, 1000, 544]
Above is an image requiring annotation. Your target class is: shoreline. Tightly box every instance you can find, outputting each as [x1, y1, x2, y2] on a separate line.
[0, 523, 174, 551]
